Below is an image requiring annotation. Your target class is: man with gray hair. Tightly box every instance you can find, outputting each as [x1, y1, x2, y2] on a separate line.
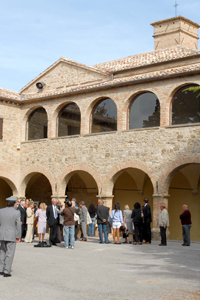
[180, 204, 192, 246]
[158, 204, 169, 246]
[79, 201, 88, 241]
[46, 198, 60, 246]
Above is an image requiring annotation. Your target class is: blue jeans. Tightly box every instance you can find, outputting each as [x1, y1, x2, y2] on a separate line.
[88, 218, 95, 236]
[98, 223, 108, 243]
[64, 225, 75, 247]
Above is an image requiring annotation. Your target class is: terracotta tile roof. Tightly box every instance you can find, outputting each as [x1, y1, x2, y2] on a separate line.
[0, 88, 19, 101]
[23, 62, 200, 101]
[93, 46, 200, 73]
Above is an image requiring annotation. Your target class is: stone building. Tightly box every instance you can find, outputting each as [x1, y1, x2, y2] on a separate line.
[0, 15, 200, 241]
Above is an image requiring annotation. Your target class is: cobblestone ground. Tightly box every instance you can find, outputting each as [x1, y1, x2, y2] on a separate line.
[0, 237, 199, 300]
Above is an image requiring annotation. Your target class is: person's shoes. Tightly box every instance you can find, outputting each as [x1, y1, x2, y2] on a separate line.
[129, 241, 132, 244]
[123, 241, 128, 244]
[3, 273, 11, 277]
[99, 242, 104, 244]
[52, 243, 57, 246]
[65, 246, 68, 249]
[34, 242, 42, 247]
[117, 243, 121, 244]
[182, 244, 189, 246]
[159, 244, 167, 246]
[80, 239, 87, 242]
[20, 240, 24, 242]
[146, 242, 151, 244]
[0, 272, 4, 275]
[71, 247, 74, 249]
[139, 242, 142, 245]
[133, 242, 137, 245]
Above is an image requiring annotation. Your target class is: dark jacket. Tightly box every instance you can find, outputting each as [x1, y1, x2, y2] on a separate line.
[143, 204, 152, 223]
[96, 205, 109, 224]
[17, 205, 26, 225]
[180, 209, 192, 225]
[46, 205, 60, 227]
[131, 209, 142, 224]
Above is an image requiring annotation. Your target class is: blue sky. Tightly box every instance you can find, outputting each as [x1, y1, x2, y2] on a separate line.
[0, 0, 199, 91]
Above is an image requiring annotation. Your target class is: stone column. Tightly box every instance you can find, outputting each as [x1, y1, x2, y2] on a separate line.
[151, 194, 170, 240]
[18, 196, 26, 201]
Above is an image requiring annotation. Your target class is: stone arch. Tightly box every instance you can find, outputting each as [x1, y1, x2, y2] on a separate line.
[58, 164, 101, 195]
[20, 166, 55, 196]
[22, 106, 49, 141]
[102, 161, 155, 196]
[0, 175, 18, 207]
[124, 90, 160, 130]
[160, 156, 200, 194]
[162, 159, 200, 241]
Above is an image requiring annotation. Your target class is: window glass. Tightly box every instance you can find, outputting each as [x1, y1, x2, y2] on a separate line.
[58, 103, 80, 137]
[129, 92, 160, 129]
[91, 98, 117, 133]
[172, 85, 200, 125]
[28, 107, 47, 140]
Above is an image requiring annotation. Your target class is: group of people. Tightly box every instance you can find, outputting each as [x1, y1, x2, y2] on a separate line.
[0, 195, 192, 277]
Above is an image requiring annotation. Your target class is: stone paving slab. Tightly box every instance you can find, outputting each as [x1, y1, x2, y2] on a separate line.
[0, 237, 200, 300]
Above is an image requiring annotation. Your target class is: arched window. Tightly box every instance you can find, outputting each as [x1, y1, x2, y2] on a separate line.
[91, 98, 117, 133]
[129, 92, 160, 129]
[58, 103, 80, 137]
[27, 107, 47, 140]
[172, 85, 200, 125]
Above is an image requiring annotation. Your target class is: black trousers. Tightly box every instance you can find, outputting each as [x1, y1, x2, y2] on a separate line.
[143, 222, 151, 243]
[134, 223, 143, 243]
[21, 224, 27, 239]
[49, 219, 59, 244]
[160, 226, 167, 245]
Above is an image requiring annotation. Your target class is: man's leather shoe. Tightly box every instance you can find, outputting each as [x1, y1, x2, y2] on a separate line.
[4, 273, 11, 277]
[159, 244, 167, 246]
[0, 272, 4, 275]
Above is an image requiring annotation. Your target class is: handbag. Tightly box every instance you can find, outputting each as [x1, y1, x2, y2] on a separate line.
[87, 212, 92, 224]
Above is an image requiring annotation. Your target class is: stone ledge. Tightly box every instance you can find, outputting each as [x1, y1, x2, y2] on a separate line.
[122, 127, 160, 133]
[51, 135, 80, 140]
[166, 123, 200, 129]
[84, 131, 117, 137]
[21, 138, 48, 144]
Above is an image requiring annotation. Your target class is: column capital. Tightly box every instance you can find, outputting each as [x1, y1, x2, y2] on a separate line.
[96, 195, 114, 200]
[152, 194, 170, 199]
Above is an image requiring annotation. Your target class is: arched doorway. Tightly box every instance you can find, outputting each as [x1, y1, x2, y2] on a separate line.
[0, 178, 13, 208]
[25, 173, 52, 205]
[65, 171, 98, 208]
[168, 164, 200, 241]
[113, 168, 153, 212]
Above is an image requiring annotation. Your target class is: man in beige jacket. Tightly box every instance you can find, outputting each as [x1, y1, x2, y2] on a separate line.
[158, 204, 169, 246]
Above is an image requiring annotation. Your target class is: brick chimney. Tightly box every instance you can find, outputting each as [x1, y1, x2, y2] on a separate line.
[151, 16, 200, 50]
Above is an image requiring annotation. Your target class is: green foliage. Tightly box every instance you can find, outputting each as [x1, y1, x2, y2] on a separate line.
[183, 86, 200, 98]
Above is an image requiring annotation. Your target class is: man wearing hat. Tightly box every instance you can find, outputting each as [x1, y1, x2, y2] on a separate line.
[0, 196, 21, 277]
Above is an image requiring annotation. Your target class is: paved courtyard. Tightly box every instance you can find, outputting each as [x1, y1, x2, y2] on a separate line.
[0, 237, 200, 300]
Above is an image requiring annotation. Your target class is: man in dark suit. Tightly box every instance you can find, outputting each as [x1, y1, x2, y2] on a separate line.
[0, 196, 21, 277]
[46, 198, 60, 246]
[143, 198, 152, 244]
[96, 199, 109, 244]
[17, 200, 27, 241]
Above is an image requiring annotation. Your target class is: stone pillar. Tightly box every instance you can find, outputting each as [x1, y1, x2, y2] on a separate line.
[151, 194, 170, 240]
[18, 196, 26, 201]
[96, 195, 114, 211]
